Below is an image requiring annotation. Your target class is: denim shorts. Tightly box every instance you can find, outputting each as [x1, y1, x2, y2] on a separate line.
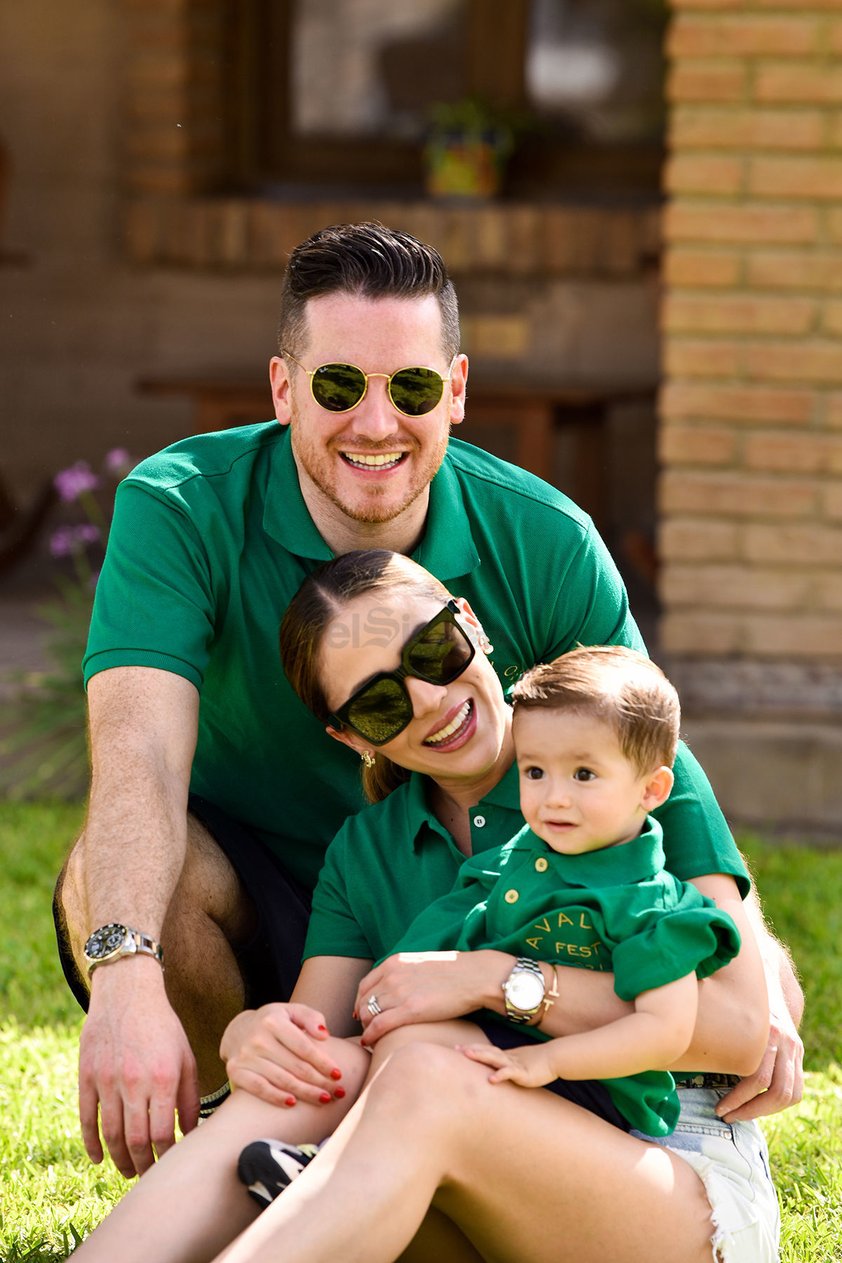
[632, 1087, 781, 1262]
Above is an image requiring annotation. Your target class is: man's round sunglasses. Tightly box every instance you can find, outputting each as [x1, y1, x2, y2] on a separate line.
[330, 601, 476, 746]
[283, 350, 453, 418]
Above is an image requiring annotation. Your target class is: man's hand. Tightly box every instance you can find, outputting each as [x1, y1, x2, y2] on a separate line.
[221, 1003, 348, 1108]
[458, 1040, 556, 1088]
[78, 961, 199, 1178]
[716, 1007, 805, 1122]
[355, 950, 512, 1046]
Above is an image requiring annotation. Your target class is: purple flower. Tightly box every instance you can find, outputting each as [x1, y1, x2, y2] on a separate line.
[49, 523, 101, 557]
[54, 461, 100, 503]
[104, 448, 133, 476]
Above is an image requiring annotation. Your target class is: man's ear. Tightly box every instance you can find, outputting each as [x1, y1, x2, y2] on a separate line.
[449, 354, 469, 428]
[452, 595, 493, 655]
[270, 356, 293, 426]
[641, 765, 674, 813]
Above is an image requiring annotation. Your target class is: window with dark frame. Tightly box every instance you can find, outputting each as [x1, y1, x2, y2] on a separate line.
[230, 0, 667, 201]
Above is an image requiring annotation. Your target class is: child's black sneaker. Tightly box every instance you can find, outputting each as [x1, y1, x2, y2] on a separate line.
[237, 1138, 320, 1210]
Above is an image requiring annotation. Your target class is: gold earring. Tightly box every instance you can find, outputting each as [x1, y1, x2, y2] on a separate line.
[360, 751, 376, 769]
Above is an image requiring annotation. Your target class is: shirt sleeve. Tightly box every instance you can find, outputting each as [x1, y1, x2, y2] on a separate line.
[541, 524, 647, 662]
[303, 830, 375, 962]
[654, 743, 750, 899]
[83, 482, 217, 688]
[611, 887, 742, 1002]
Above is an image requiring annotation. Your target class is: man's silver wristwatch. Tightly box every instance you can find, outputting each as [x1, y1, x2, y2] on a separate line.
[83, 923, 164, 975]
[501, 957, 545, 1025]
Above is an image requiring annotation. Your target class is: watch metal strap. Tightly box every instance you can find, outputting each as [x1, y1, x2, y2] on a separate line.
[88, 927, 164, 974]
[504, 957, 545, 1025]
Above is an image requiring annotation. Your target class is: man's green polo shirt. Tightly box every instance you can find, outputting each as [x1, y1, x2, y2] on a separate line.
[303, 767, 748, 965]
[387, 819, 741, 1137]
[84, 421, 743, 892]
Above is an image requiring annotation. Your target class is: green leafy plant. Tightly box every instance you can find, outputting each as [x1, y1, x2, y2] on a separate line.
[0, 451, 133, 800]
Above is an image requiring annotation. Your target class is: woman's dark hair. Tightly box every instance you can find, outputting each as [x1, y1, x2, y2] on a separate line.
[280, 549, 451, 803]
[278, 222, 460, 360]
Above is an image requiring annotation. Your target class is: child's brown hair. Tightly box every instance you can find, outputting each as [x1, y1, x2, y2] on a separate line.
[511, 645, 680, 774]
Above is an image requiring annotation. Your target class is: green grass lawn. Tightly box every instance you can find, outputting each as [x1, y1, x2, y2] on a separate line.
[1, 802, 840, 1262]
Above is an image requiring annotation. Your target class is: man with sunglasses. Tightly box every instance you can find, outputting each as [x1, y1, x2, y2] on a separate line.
[55, 221, 803, 1181]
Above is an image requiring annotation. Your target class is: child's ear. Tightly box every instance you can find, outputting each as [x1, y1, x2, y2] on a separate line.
[641, 765, 674, 812]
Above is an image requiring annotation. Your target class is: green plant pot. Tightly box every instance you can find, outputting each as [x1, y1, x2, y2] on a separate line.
[424, 134, 507, 199]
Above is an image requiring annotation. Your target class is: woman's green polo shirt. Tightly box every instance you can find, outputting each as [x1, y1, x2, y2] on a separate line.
[304, 764, 749, 964]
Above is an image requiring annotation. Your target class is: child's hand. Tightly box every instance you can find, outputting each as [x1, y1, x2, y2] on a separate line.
[459, 1041, 557, 1088]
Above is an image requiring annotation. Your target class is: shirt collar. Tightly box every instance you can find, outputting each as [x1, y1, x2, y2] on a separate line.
[406, 756, 522, 853]
[512, 817, 665, 887]
[406, 772, 453, 850]
[262, 427, 334, 561]
[263, 434, 480, 573]
[411, 453, 480, 580]
[482, 756, 521, 810]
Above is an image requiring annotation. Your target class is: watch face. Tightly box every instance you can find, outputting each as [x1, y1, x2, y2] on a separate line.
[84, 923, 128, 961]
[507, 970, 544, 1012]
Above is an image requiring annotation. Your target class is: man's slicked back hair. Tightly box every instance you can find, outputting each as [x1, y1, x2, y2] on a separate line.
[278, 222, 460, 360]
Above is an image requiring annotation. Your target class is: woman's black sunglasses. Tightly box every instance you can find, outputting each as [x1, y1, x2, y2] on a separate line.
[283, 350, 453, 418]
[330, 601, 476, 746]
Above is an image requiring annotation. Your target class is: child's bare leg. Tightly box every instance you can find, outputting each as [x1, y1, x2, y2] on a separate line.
[72, 1036, 370, 1263]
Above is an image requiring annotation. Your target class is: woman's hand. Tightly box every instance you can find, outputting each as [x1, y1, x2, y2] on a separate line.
[220, 1003, 347, 1108]
[354, 949, 513, 1046]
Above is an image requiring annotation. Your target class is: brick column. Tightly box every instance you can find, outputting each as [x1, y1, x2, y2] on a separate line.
[659, 0, 842, 835]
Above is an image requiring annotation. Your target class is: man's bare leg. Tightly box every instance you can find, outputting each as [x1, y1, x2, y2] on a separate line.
[59, 812, 257, 1094]
[70, 1038, 370, 1263]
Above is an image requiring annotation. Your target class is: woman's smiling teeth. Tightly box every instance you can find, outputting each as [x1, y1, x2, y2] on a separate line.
[342, 451, 405, 470]
[424, 700, 473, 747]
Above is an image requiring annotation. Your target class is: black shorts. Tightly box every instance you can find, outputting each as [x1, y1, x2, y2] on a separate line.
[53, 793, 312, 1012]
[470, 1013, 631, 1132]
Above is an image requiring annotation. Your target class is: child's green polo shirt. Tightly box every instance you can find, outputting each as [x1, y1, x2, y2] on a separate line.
[389, 819, 741, 1137]
[84, 421, 743, 892]
[303, 766, 749, 966]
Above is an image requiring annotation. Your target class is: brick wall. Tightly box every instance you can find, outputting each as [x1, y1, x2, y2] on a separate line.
[660, 0, 842, 668]
[660, 0, 842, 835]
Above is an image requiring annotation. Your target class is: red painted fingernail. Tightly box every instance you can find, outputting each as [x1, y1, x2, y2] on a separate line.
[334, 1087, 346, 1099]
[330, 1068, 342, 1080]
[285, 1096, 296, 1107]
[319, 1091, 332, 1104]
[318, 1024, 328, 1032]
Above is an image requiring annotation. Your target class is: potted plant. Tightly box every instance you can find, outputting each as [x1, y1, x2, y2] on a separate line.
[424, 97, 518, 200]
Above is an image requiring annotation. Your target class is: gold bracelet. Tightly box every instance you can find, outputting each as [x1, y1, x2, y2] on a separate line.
[537, 964, 559, 1026]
